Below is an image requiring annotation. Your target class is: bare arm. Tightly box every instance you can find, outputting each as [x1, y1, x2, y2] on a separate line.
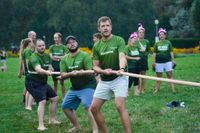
[170, 52, 176, 64]
[61, 70, 94, 79]
[93, 60, 104, 74]
[138, 40, 145, 52]
[18, 55, 23, 78]
[119, 52, 127, 70]
[93, 60, 113, 75]
[152, 52, 156, 67]
[34, 65, 51, 76]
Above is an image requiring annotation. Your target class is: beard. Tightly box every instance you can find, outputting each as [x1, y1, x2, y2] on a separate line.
[37, 50, 45, 54]
[68, 46, 79, 53]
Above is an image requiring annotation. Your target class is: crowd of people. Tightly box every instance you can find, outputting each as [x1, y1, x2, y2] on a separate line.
[14, 16, 177, 132]
[0, 48, 7, 71]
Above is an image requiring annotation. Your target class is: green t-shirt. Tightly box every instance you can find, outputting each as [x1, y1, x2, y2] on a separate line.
[135, 39, 150, 60]
[49, 44, 67, 69]
[92, 35, 126, 81]
[60, 50, 96, 90]
[22, 48, 32, 75]
[27, 52, 51, 84]
[125, 45, 140, 69]
[154, 40, 173, 63]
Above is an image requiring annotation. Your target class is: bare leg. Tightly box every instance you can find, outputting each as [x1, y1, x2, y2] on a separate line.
[63, 109, 81, 132]
[134, 85, 140, 96]
[60, 79, 66, 99]
[23, 88, 27, 105]
[87, 109, 98, 133]
[154, 72, 162, 93]
[166, 71, 175, 92]
[90, 98, 107, 133]
[37, 100, 47, 131]
[114, 97, 131, 133]
[140, 71, 146, 93]
[25, 92, 33, 111]
[49, 96, 60, 124]
[53, 80, 58, 95]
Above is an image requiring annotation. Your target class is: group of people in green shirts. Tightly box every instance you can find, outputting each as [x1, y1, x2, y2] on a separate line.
[18, 16, 175, 133]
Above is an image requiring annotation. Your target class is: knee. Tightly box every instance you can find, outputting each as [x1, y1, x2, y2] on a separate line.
[51, 96, 58, 102]
[39, 100, 46, 106]
[90, 105, 99, 114]
[115, 103, 125, 113]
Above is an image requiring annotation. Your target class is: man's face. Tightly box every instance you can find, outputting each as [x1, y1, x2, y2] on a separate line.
[54, 34, 61, 44]
[36, 41, 45, 54]
[29, 32, 37, 40]
[67, 39, 78, 52]
[98, 20, 112, 37]
[138, 30, 144, 39]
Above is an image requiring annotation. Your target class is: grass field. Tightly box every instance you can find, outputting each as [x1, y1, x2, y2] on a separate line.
[0, 54, 200, 133]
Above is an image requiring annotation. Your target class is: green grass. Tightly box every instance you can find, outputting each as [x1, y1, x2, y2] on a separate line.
[0, 55, 200, 133]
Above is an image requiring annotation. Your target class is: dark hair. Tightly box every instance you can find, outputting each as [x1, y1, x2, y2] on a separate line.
[93, 33, 102, 39]
[97, 16, 112, 28]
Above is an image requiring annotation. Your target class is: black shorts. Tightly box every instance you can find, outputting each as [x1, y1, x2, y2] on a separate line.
[139, 58, 149, 72]
[25, 80, 57, 103]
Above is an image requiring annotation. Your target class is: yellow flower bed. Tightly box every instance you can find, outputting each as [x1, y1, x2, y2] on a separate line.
[150, 46, 200, 54]
[6, 46, 200, 57]
[173, 46, 199, 54]
[6, 51, 19, 57]
[79, 47, 92, 54]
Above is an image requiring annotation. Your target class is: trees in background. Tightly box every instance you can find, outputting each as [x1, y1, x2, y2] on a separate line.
[190, 0, 200, 34]
[0, 0, 199, 49]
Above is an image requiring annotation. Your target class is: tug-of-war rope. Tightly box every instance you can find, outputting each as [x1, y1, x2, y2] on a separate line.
[28, 70, 200, 87]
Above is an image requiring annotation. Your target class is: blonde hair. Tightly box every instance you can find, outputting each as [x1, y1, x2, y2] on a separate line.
[97, 16, 112, 28]
[19, 38, 32, 57]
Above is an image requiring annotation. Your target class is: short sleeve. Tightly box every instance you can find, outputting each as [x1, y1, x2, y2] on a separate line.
[60, 57, 68, 72]
[29, 56, 40, 70]
[83, 54, 93, 70]
[118, 37, 126, 54]
[92, 45, 99, 61]
[49, 45, 53, 54]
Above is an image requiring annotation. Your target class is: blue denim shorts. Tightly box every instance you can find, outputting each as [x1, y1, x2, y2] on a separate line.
[62, 88, 95, 110]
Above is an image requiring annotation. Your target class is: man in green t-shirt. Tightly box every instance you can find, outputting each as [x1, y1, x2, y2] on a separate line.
[49, 32, 67, 99]
[152, 28, 176, 93]
[60, 36, 98, 133]
[26, 39, 60, 131]
[90, 16, 131, 133]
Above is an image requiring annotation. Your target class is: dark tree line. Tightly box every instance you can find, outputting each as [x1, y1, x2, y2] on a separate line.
[0, 0, 199, 49]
